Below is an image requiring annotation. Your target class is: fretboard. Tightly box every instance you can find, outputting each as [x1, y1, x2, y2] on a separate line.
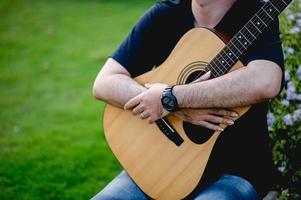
[207, 0, 292, 78]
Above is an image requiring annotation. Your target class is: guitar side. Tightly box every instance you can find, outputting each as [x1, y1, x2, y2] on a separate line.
[103, 28, 250, 200]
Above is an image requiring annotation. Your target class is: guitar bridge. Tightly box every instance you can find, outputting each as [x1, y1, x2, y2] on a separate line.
[155, 118, 184, 146]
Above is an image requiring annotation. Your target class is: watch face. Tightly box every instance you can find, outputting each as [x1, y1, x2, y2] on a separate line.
[162, 96, 175, 110]
[161, 87, 178, 112]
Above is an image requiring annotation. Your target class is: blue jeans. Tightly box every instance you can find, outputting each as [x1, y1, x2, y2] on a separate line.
[91, 170, 259, 200]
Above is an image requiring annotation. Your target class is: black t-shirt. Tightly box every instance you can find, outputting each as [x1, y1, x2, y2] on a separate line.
[111, 0, 284, 198]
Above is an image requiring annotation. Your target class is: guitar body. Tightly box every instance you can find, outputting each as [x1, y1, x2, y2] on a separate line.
[103, 28, 250, 199]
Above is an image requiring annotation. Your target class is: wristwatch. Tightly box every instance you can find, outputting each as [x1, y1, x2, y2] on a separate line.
[161, 85, 179, 112]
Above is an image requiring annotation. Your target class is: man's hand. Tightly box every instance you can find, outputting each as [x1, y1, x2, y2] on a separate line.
[124, 71, 213, 124]
[124, 83, 169, 124]
[173, 108, 237, 131]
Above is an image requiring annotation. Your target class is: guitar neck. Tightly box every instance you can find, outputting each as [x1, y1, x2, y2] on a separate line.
[207, 0, 292, 78]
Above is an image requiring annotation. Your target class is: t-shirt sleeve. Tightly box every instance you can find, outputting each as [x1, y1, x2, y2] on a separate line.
[242, 18, 285, 89]
[243, 19, 284, 67]
[111, 3, 167, 78]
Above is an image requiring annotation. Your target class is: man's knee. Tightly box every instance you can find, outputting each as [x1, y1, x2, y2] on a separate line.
[194, 174, 259, 200]
[90, 170, 148, 200]
[221, 174, 259, 200]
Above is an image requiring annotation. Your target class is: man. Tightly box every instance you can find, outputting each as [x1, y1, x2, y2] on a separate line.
[92, 0, 284, 199]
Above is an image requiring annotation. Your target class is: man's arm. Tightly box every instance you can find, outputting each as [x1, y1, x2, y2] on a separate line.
[174, 60, 283, 108]
[125, 59, 283, 123]
[93, 58, 236, 130]
[92, 58, 146, 107]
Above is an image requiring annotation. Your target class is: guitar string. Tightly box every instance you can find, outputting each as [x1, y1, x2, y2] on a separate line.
[208, 0, 285, 77]
[210, 0, 288, 76]
[197, 0, 283, 79]
[188, 0, 288, 82]
[192, 0, 286, 79]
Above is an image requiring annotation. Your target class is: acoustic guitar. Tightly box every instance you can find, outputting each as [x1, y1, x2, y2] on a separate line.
[103, 0, 291, 199]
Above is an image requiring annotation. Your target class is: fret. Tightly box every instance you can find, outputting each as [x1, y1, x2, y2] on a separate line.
[213, 59, 226, 74]
[206, 64, 219, 78]
[206, 0, 292, 78]
[255, 11, 270, 26]
[209, 61, 222, 77]
[218, 53, 230, 67]
[250, 20, 262, 33]
[229, 40, 243, 54]
[221, 48, 235, 63]
[242, 26, 256, 40]
[226, 42, 241, 57]
[237, 33, 251, 46]
[254, 13, 267, 27]
[264, 3, 279, 19]
[281, 0, 288, 6]
[209, 60, 217, 69]
[270, 0, 289, 11]
[240, 32, 251, 44]
[246, 22, 261, 36]
[215, 57, 228, 74]
[210, 59, 219, 74]
[224, 46, 238, 61]
[233, 37, 247, 50]
[262, 7, 273, 19]
[210, 68, 219, 78]
[241, 28, 257, 47]
[211, 71, 220, 78]
[269, 1, 280, 12]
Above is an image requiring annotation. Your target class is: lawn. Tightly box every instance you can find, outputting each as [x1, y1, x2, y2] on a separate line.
[0, 0, 153, 199]
[0, 0, 300, 200]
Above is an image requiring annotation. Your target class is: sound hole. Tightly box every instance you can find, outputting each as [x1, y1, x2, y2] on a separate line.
[183, 122, 215, 144]
[185, 70, 206, 84]
[183, 70, 214, 144]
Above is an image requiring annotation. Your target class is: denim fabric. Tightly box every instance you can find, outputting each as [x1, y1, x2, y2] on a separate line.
[91, 171, 148, 200]
[91, 170, 259, 200]
[194, 174, 259, 200]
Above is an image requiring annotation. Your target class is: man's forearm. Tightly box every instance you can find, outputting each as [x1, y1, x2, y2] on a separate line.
[93, 74, 145, 108]
[173, 62, 282, 109]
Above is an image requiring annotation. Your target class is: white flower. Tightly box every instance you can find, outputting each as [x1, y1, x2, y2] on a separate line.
[284, 70, 291, 81]
[283, 114, 294, 126]
[292, 109, 301, 122]
[267, 112, 275, 128]
[286, 47, 295, 54]
[290, 26, 300, 34]
[278, 165, 286, 173]
[286, 81, 297, 100]
[287, 13, 295, 21]
[287, 91, 297, 100]
[287, 81, 296, 92]
[296, 94, 301, 101]
[281, 99, 290, 106]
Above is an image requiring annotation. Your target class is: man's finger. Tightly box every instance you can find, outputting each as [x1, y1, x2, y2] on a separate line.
[124, 95, 141, 110]
[197, 121, 224, 131]
[147, 117, 155, 124]
[204, 115, 234, 125]
[209, 109, 238, 117]
[133, 105, 144, 115]
[140, 111, 150, 119]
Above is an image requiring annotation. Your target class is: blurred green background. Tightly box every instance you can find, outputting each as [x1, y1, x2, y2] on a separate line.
[0, 0, 300, 199]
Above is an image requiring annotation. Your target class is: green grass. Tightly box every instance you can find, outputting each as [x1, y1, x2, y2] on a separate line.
[0, 0, 153, 199]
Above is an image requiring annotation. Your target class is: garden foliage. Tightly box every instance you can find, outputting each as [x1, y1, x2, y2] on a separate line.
[268, 1, 301, 199]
